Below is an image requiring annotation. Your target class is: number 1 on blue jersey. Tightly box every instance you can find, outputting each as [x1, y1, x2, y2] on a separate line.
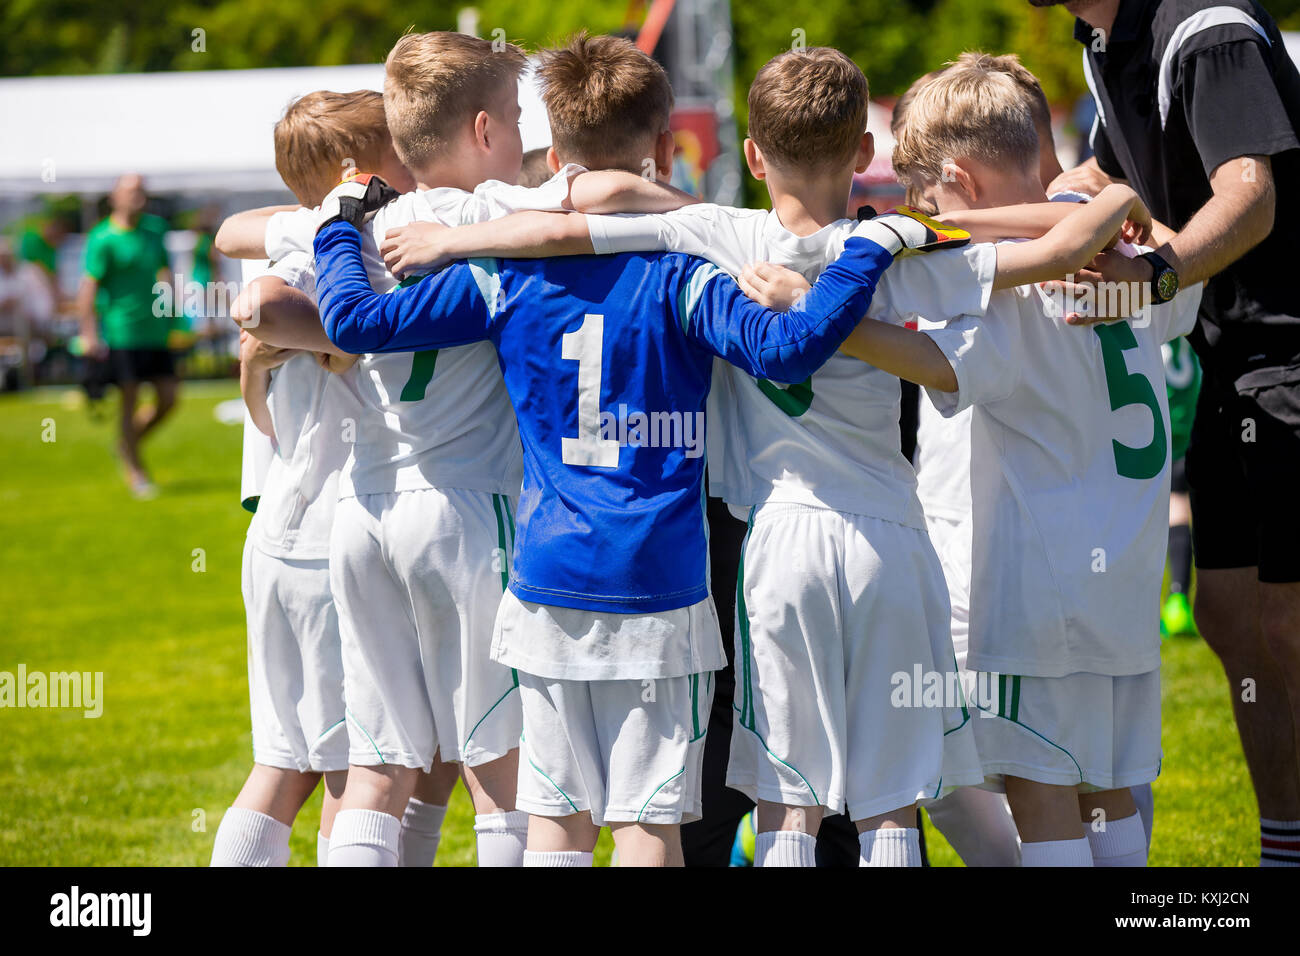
[561, 313, 620, 468]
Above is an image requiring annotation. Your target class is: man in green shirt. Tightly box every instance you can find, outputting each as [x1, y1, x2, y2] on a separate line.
[76, 173, 177, 498]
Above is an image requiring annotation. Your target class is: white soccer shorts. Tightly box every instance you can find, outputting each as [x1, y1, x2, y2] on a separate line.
[926, 512, 972, 667]
[971, 668, 1162, 792]
[241, 539, 347, 773]
[330, 487, 522, 770]
[501, 597, 719, 827]
[515, 671, 713, 827]
[727, 503, 984, 821]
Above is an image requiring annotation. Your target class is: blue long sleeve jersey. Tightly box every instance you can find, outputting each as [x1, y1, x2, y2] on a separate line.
[313, 220, 892, 613]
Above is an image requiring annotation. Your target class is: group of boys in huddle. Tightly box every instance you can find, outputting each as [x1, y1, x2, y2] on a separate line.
[207, 27, 1197, 868]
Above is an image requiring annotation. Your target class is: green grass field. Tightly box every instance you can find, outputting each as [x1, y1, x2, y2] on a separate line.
[0, 381, 1260, 865]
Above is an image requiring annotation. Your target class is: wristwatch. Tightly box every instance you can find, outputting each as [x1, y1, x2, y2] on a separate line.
[1140, 251, 1179, 305]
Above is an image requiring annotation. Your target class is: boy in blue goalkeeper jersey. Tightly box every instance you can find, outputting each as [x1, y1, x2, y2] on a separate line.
[312, 172, 958, 865]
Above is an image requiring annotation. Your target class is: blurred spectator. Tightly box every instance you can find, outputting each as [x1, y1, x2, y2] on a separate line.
[0, 236, 56, 389]
[76, 173, 178, 499]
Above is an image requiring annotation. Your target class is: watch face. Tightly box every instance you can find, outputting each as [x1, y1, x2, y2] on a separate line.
[1156, 268, 1179, 302]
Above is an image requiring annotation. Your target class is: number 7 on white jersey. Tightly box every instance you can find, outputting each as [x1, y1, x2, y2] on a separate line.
[561, 313, 620, 468]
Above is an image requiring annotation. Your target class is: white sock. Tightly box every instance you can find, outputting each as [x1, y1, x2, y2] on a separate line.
[398, 798, 447, 867]
[1021, 836, 1093, 867]
[1131, 784, 1154, 855]
[1261, 818, 1300, 866]
[474, 810, 529, 867]
[858, 827, 921, 867]
[209, 807, 292, 867]
[316, 830, 329, 868]
[523, 850, 593, 867]
[327, 809, 400, 867]
[1088, 812, 1147, 866]
[755, 830, 817, 867]
[924, 788, 1021, 867]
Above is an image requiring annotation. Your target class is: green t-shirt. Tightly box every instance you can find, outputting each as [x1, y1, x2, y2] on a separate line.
[83, 214, 171, 349]
[18, 228, 57, 274]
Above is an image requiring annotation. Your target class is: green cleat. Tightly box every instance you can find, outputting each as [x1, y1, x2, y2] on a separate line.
[1161, 591, 1196, 637]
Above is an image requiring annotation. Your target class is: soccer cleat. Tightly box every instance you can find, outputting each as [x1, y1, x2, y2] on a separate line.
[851, 205, 971, 258]
[1161, 591, 1196, 637]
[317, 173, 400, 233]
[729, 810, 757, 866]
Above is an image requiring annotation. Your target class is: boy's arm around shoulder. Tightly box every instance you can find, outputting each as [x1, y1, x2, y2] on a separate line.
[991, 184, 1149, 290]
[738, 260, 958, 392]
[681, 233, 894, 384]
[569, 170, 698, 214]
[382, 211, 594, 279]
[215, 205, 301, 259]
[313, 220, 494, 354]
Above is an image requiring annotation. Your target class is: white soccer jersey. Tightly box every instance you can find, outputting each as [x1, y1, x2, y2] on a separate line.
[246, 253, 363, 559]
[240, 411, 275, 514]
[914, 197, 1132, 580]
[240, 259, 277, 514]
[922, 253, 1203, 678]
[589, 204, 996, 525]
[259, 168, 584, 498]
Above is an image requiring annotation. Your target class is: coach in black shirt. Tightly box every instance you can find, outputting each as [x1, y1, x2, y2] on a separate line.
[1038, 0, 1300, 865]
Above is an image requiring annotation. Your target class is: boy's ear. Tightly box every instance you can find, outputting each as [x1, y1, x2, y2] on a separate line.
[655, 129, 676, 179]
[545, 146, 562, 174]
[942, 161, 978, 203]
[743, 138, 766, 181]
[473, 110, 491, 151]
[854, 132, 875, 175]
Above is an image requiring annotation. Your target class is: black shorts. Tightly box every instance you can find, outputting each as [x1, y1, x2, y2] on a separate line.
[107, 347, 176, 385]
[1184, 362, 1300, 583]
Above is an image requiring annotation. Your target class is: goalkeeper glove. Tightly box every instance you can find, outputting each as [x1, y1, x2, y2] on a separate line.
[316, 173, 400, 233]
[852, 205, 970, 258]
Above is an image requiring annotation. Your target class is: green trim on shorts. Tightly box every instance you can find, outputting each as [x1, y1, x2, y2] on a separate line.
[730, 702, 822, 806]
[688, 672, 709, 742]
[950, 649, 971, 725]
[979, 674, 1084, 784]
[491, 493, 511, 592]
[996, 675, 1023, 722]
[732, 506, 819, 804]
[638, 765, 686, 822]
[521, 732, 580, 814]
[689, 673, 701, 741]
[313, 718, 345, 745]
[736, 507, 756, 730]
[490, 495, 520, 692]
[502, 494, 516, 545]
[465, 682, 520, 750]
[944, 710, 971, 736]
[345, 707, 385, 765]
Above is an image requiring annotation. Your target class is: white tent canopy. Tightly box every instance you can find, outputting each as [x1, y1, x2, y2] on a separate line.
[0, 63, 552, 196]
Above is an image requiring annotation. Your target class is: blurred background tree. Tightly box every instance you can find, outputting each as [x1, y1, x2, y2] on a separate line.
[7, 0, 1300, 209]
[8, 0, 1300, 95]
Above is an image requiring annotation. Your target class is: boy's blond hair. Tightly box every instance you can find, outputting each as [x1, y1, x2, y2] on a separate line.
[536, 32, 673, 171]
[274, 90, 391, 206]
[747, 48, 869, 173]
[890, 68, 947, 210]
[891, 58, 1039, 190]
[951, 51, 1053, 146]
[384, 30, 527, 173]
[890, 68, 947, 140]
